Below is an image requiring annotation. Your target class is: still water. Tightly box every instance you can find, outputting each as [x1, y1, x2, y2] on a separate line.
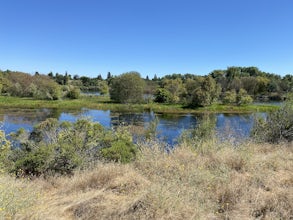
[0, 108, 255, 145]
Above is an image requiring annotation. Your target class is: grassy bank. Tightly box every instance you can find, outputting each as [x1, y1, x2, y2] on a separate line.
[0, 95, 279, 113]
[1, 140, 292, 219]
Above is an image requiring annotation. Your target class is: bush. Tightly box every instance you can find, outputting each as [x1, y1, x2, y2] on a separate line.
[66, 86, 81, 99]
[7, 119, 137, 176]
[222, 90, 237, 104]
[101, 140, 137, 163]
[237, 89, 253, 105]
[3, 72, 62, 100]
[100, 127, 137, 163]
[179, 114, 217, 153]
[9, 119, 100, 176]
[154, 88, 173, 103]
[190, 76, 221, 107]
[251, 99, 293, 143]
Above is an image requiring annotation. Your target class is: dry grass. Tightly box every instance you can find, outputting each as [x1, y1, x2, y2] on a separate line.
[2, 141, 293, 219]
[0, 174, 41, 219]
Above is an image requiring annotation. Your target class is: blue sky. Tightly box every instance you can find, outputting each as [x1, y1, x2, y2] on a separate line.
[0, 0, 292, 78]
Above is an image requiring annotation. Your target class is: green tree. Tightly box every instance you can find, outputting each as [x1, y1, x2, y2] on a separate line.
[222, 90, 237, 104]
[97, 81, 109, 95]
[4, 71, 61, 99]
[152, 74, 158, 81]
[0, 72, 3, 94]
[190, 76, 221, 107]
[236, 88, 253, 105]
[281, 74, 293, 92]
[256, 76, 270, 94]
[162, 78, 186, 103]
[154, 88, 173, 103]
[110, 72, 145, 103]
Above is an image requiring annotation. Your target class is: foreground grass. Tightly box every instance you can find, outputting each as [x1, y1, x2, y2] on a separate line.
[1, 140, 292, 219]
[0, 95, 279, 113]
[0, 174, 41, 219]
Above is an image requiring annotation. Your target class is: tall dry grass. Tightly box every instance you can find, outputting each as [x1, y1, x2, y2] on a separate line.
[0, 174, 41, 219]
[2, 140, 293, 219]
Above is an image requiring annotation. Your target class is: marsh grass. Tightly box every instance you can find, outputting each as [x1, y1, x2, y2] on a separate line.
[0, 96, 279, 113]
[2, 140, 291, 219]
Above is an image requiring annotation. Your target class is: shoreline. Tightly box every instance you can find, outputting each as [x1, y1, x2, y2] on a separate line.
[0, 96, 279, 114]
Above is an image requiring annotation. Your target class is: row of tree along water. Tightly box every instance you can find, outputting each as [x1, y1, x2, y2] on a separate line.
[1, 66, 292, 106]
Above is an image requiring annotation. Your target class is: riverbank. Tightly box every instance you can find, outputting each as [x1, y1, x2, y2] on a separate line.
[1, 140, 292, 219]
[0, 96, 279, 113]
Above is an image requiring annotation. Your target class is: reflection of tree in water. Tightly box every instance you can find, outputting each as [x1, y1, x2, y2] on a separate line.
[109, 112, 156, 142]
[1, 108, 63, 126]
[110, 112, 150, 127]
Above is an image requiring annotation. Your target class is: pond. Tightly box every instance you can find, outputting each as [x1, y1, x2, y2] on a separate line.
[0, 108, 257, 145]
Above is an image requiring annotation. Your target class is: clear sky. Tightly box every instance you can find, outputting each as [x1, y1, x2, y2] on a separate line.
[0, 0, 292, 78]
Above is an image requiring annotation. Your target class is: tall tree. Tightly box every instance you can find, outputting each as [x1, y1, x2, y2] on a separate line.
[190, 76, 221, 107]
[97, 74, 103, 80]
[107, 72, 112, 80]
[110, 72, 145, 103]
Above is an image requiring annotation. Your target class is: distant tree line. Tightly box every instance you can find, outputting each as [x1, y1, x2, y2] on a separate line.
[0, 70, 61, 100]
[0, 70, 80, 100]
[1, 66, 292, 106]
[150, 66, 292, 106]
[48, 71, 110, 95]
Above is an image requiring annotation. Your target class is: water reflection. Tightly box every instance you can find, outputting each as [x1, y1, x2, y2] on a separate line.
[0, 108, 257, 145]
[216, 114, 253, 142]
[0, 108, 61, 134]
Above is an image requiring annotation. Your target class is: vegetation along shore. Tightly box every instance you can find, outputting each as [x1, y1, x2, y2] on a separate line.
[0, 67, 292, 113]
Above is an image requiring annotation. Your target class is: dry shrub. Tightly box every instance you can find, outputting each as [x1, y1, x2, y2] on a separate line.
[0, 175, 41, 219]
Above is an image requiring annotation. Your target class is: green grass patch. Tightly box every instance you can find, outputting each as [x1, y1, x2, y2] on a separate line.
[0, 96, 279, 113]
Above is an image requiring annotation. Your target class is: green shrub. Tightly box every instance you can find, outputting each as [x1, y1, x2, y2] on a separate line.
[101, 140, 137, 163]
[237, 89, 253, 105]
[145, 116, 159, 139]
[66, 86, 81, 99]
[154, 88, 173, 103]
[3, 72, 62, 100]
[13, 144, 54, 176]
[8, 118, 138, 176]
[251, 99, 293, 143]
[100, 126, 137, 163]
[179, 114, 217, 153]
[222, 90, 237, 104]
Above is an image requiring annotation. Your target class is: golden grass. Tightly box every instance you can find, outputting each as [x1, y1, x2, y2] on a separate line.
[2, 141, 293, 219]
[0, 174, 41, 219]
